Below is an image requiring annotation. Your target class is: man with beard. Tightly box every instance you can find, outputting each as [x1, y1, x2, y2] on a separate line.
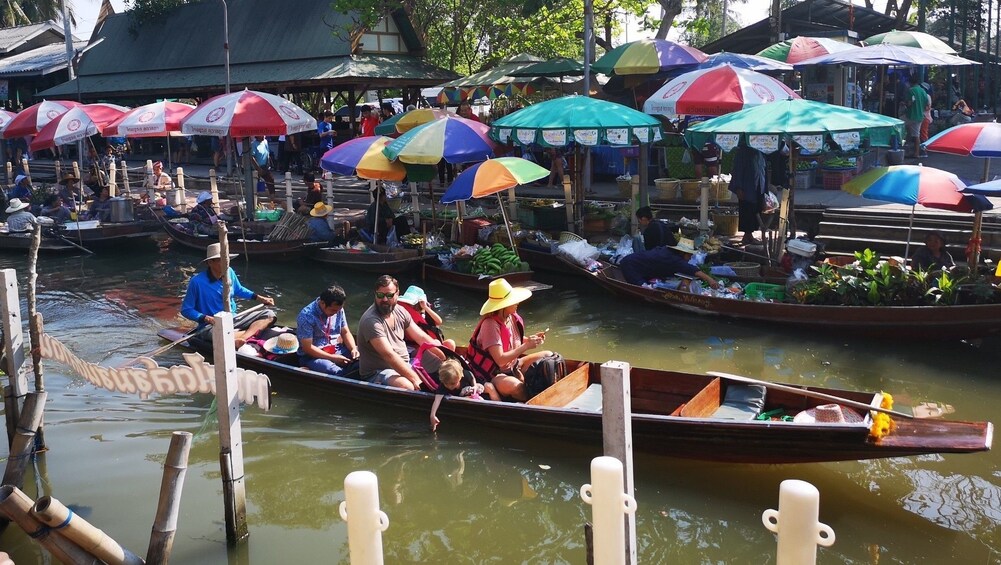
[356, 274, 438, 390]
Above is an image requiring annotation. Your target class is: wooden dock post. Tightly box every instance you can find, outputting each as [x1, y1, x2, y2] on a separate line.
[328, 173, 337, 208]
[121, 160, 132, 197]
[27, 227, 47, 450]
[1, 391, 46, 490]
[599, 360, 637, 565]
[212, 311, 249, 544]
[146, 431, 193, 564]
[1, 268, 28, 446]
[284, 172, 293, 211]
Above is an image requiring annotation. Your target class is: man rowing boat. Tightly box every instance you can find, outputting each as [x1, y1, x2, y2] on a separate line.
[180, 242, 276, 347]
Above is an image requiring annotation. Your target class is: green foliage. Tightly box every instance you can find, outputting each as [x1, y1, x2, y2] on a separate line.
[1, 0, 69, 27]
[124, 0, 190, 34]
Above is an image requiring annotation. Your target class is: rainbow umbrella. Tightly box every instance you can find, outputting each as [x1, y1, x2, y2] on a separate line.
[757, 36, 858, 64]
[383, 115, 494, 165]
[592, 39, 707, 75]
[441, 157, 550, 203]
[864, 30, 957, 55]
[319, 135, 406, 181]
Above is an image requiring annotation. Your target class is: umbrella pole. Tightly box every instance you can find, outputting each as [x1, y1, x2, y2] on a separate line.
[373, 184, 380, 243]
[496, 193, 518, 256]
[430, 181, 437, 229]
[166, 134, 172, 172]
[904, 204, 915, 263]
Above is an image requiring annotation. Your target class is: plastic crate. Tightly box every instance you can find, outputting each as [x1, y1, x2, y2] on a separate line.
[794, 170, 813, 190]
[822, 169, 855, 190]
[744, 282, 786, 301]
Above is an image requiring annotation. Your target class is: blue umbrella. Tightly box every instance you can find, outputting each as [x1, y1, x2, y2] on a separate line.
[963, 179, 1001, 194]
[698, 52, 793, 72]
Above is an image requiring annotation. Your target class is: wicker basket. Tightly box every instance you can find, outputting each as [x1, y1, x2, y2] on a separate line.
[680, 180, 702, 202]
[653, 178, 680, 201]
[712, 212, 739, 236]
[558, 231, 584, 244]
[725, 261, 760, 277]
[616, 178, 633, 199]
[711, 179, 731, 203]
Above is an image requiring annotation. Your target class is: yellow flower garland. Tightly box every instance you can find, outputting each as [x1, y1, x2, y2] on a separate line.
[870, 392, 896, 441]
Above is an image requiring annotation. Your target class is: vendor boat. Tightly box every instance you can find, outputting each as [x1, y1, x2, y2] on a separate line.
[156, 326, 993, 464]
[159, 216, 319, 260]
[422, 262, 552, 292]
[314, 243, 428, 274]
[594, 263, 1001, 340]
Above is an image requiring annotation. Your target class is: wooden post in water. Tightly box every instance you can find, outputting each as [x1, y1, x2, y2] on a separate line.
[109, 161, 118, 197]
[146, 431, 193, 565]
[1, 268, 28, 446]
[175, 167, 186, 213]
[599, 361, 637, 565]
[0, 486, 99, 564]
[219, 223, 231, 308]
[1, 391, 46, 490]
[563, 173, 574, 233]
[284, 172, 293, 211]
[27, 227, 45, 394]
[31, 496, 144, 565]
[212, 312, 249, 544]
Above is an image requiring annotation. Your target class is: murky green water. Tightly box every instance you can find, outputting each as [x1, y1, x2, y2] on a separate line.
[1, 239, 999, 563]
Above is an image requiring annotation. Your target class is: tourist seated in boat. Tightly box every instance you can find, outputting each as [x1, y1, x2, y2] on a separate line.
[39, 194, 71, 225]
[466, 278, 550, 402]
[635, 206, 675, 251]
[397, 285, 455, 356]
[8, 174, 33, 202]
[58, 174, 87, 212]
[910, 232, 955, 272]
[306, 202, 336, 242]
[295, 285, 360, 376]
[87, 187, 113, 223]
[356, 274, 439, 390]
[189, 191, 223, 236]
[365, 185, 410, 245]
[180, 242, 276, 347]
[619, 237, 720, 290]
[435, 357, 498, 400]
[295, 172, 323, 215]
[4, 198, 37, 232]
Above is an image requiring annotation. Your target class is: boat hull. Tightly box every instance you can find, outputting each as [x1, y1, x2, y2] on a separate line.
[161, 220, 316, 259]
[422, 263, 550, 291]
[315, 245, 427, 274]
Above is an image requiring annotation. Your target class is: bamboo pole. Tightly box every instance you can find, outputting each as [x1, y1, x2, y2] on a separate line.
[27, 227, 44, 393]
[32, 496, 144, 565]
[0, 486, 100, 564]
[1, 391, 47, 490]
[0, 268, 27, 447]
[220, 223, 231, 309]
[146, 431, 193, 565]
[212, 312, 249, 544]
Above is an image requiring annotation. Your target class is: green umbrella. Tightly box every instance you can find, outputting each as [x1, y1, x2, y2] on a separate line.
[489, 95, 662, 148]
[374, 113, 403, 136]
[507, 58, 587, 77]
[863, 31, 957, 55]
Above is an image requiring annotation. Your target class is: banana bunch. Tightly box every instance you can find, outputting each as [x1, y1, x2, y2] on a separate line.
[401, 234, 425, 247]
[701, 236, 722, 254]
[471, 244, 528, 276]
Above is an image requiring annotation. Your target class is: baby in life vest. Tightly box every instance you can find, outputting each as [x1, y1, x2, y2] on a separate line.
[437, 358, 499, 401]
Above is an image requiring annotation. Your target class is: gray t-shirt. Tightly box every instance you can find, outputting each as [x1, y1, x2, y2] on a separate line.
[357, 303, 412, 377]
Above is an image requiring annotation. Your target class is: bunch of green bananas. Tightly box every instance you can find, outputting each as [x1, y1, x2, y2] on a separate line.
[470, 244, 528, 276]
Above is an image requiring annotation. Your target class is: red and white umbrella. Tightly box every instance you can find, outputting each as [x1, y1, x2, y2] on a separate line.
[30, 103, 130, 151]
[2, 100, 82, 139]
[180, 89, 317, 137]
[643, 64, 800, 117]
[105, 101, 196, 138]
[0, 110, 17, 131]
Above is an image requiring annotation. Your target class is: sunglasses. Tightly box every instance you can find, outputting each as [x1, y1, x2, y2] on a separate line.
[375, 291, 396, 299]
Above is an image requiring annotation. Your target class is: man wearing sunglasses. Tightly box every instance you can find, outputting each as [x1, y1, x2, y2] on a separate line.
[356, 274, 438, 389]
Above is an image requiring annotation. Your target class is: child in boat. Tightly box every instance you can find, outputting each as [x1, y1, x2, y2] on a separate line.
[398, 285, 455, 357]
[435, 358, 498, 400]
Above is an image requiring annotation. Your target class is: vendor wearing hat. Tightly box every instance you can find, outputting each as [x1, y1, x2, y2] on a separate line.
[190, 191, 221, 235]
[57, 173, 85, 211]
[8, 173, 33, 201]
[145, 161, 173, 193]
[619, 237, 720, 291]
[295, 285, 359, 376]
[4, 198, 37, 232]
[307, 201, 335, 242]
[180, 242, 276, 347]
[466, 278, 550, 402]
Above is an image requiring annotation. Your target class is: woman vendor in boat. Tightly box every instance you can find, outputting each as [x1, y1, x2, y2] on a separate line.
[296, 172, 323, 215]
[190, 191, 222, 235]
[619, 237, 721, 290]
[467, 278, 549, 402]
[39, 194, 71, 224]
[910, 232, 955, 272]
[307, 202, 335, 242]
[57, 174, 85, 211]
[87, 187, 113, 222]
[397, 285, 455, 356]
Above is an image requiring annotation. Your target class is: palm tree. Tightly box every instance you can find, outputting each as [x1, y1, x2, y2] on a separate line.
[0, 0, 74, 28]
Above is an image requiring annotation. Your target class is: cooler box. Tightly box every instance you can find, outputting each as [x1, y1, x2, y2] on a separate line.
[786, 239, 817, 257]
[460, 218, 493, 245]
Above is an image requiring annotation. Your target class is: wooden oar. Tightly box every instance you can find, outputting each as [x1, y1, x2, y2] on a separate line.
[707, 371, 914, 419]
[120, 303, 267, 367]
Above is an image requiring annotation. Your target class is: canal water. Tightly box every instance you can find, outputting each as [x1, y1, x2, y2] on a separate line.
[0, 240, 999, 563]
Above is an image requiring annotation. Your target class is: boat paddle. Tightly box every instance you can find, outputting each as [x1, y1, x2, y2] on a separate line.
[706, 371, 914, 419]
[46, 228, 94, 255]
[118, 303, 267, 368]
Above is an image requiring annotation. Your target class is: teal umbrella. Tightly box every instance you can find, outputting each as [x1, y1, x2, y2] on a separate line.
[374, 113, 403, 136]
[489, 95, 662, 148]
[507, 58, 586, 77]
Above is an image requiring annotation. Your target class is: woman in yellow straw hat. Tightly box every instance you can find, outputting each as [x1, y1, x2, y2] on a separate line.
[465, 278, 550, 401]
[307, 201, 335, 242]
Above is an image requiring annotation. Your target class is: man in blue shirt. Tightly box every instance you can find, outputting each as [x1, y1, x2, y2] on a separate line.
[306, 202, 335, 242]
[8, 174, 32, 201]
[251, 136, 276, 196]
[180, 242, 276, 346]
[318, 111, 335, 151]
[295, 285, 359, 376]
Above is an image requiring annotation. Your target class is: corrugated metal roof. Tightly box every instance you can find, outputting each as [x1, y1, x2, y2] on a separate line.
[38, 54, 457, 98]
[0, 22, 63, 54]
[0, 40, 86, 77]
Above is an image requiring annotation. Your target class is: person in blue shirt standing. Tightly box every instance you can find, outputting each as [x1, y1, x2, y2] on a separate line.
[180, 242, 276, 347]
[8, 174, 32, 201]
[251, 136, 276, 197]
[295, 285, 359, 376]
[318, 110, 335, 151]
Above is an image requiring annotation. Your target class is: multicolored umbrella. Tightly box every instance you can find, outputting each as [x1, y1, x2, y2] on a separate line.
[180, 89, 316, 137]
[30, 103, 130, 151]
[2, 100, 81, 139]
[592, 39, 707, 75]
[698, 52, 793, 72]
[643, 65, 800, 117]
[490, 95, 662, 148]
[105, 101, 195, 138]
[864, 30, 957, 55]
[757, 36, 858, 65]
[383, 115, 494, 165]
[793, 43, 977, 67]
[319, 136, 406, 181]
[441, 157, 550, 203]
[923, 122, 1001, 160]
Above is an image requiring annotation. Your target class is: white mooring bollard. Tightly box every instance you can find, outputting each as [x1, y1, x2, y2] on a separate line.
[340, 471, 389, 565]
[762, 479, 836, 565]
[581, 456, 637, 565]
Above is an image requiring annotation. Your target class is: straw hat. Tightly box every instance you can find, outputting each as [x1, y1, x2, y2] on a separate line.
[479, 278, 532, 316]
[398, 285, 427, 306]
[309, 202, 333, 217]
[58, 173, 79, 185]
[793, 403, 863, 424]
[202, 242, 238, 262]
[196, 191, 213, 204]
[263, 333, 299, 355]
[5, 198, 29, 214]
[667, 237, 698, 255]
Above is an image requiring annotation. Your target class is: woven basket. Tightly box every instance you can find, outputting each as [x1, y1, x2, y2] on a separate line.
[558, 231, 584, 244]
[680, 180, 702, 202]
[712, 212, 739, 236]
[653, 178, 680, 201]
[616, 178, 633, 198]
[725, 261, 760, 277]
[712, 180, 731, 202]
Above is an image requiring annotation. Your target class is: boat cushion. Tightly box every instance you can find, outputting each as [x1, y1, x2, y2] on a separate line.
[563, 383, 602, 412]
[711, 384, 767, 420]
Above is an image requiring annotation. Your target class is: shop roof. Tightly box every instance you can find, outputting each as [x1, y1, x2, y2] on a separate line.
[0, 40, 87, 78]
[0, 22, 68, 55]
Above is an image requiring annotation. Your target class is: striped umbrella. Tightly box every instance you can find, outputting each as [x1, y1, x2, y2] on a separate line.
[2, 100, 82, 139]
[643, 65, 800, 117]
[592, 39, 707, 75]
[0, 110, 17, 131]
[441, 157, 549, 203]
[320, 136, 406, 181]
[923, 122, 1001, 181]
[864, 31, 957, 55]
[383, 115, 494, 165]
[757, 36, 858, 65]
[105, 101, 195, 137]
[180, 89, 316, 137]
[30, 103, 131, 151]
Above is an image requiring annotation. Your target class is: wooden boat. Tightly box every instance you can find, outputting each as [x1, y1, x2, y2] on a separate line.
[518, 242, 585, 276]
[0, 219, 162, 253]
[315, 243, 428, 274]
[157, 326, 993, 464]
[160, 217, 319, 259]
[594, 264, 1001, 340]
[422, 262, 552, 292]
